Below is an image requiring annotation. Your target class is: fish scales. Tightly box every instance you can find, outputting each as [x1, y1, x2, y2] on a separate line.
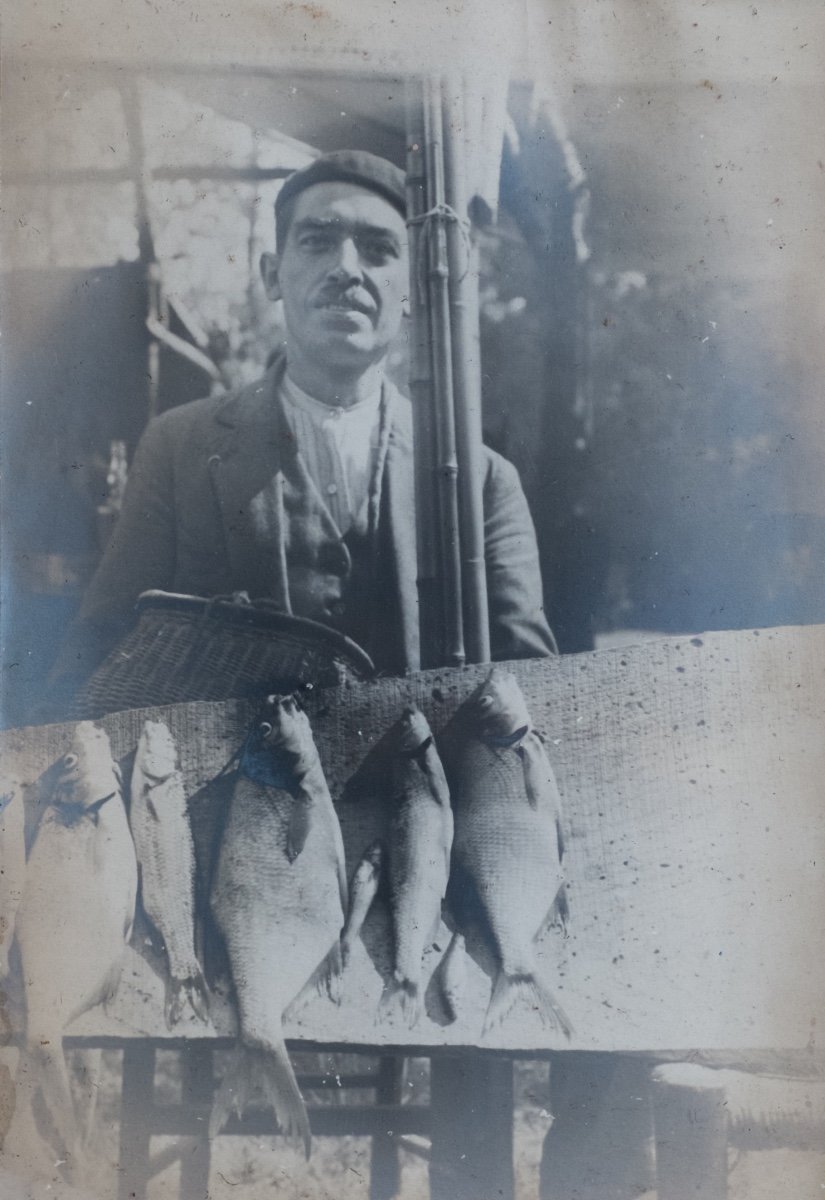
[130, 720, 208, 1027]
[211, 696, 347, 1157]
[454, 738, 563, 968]
[382, 707, 453, 1026]
[447, 670, 572, 1039]
[11, 723, 137, 1180]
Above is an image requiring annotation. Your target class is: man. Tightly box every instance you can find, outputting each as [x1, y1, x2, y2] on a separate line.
[56, 150, 554, 693]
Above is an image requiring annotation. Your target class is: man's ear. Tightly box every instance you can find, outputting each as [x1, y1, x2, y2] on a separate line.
[260, 252, 282, 302]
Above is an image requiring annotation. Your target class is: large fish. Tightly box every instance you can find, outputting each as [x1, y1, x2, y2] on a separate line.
[380, 707, 453, 1027]
[445, 669, 572, 1038]
[210, 695, 347, 1157]
[130, 720, 209, 1027]
[13, 723, 137, 1176]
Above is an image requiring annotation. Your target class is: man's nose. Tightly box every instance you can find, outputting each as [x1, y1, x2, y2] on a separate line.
[327, 236, 363, 283]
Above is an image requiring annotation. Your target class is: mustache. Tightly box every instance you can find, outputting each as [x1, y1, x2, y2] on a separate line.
[314, 285, 378, 315]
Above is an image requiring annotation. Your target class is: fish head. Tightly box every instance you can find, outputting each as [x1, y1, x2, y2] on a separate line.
[468, 668, 531, 738]
[255, 694, 317, 774]
[53, 722, 121, 812]
[395, 705, 433, 756]
[136, 720, 178, 781]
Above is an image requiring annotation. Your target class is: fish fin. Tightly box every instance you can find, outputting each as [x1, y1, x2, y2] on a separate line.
[518, 731, 563, 813]
[101, 961, 126, 1015]
[556, 815, 566, 863]
[283, 941, 344, 1021]
[536, 887, 570, 941]
[165, 970, 210, 1028]
[435, 930, 466, 1024]
[555, 887, 570, 937]
[286, 798, 312, 863]
[144, 793, 161, 821]
[210, 1043, 311, 1158]
[483, 969, 573, 1040]
[378, 975, 421, 1029]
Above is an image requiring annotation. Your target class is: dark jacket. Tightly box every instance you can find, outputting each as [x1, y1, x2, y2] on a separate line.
[58, 361, 555, 686]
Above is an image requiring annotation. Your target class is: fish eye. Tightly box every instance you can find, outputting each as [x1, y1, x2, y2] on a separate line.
[477, 696, 494, 711]
[259, 721, 273, 737]
[62, 753, 79, 769]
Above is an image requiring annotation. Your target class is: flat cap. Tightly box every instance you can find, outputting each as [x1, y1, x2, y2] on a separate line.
[276, 150, 407, 223]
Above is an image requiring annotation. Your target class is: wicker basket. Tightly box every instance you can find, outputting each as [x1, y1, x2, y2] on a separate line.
[71, 590, 375, 719]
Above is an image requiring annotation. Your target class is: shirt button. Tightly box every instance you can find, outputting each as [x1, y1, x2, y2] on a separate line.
[327, 483, 338, 495]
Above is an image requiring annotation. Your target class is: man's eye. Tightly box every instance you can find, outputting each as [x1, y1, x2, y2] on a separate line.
[359, 239, 398, 263]
[299, 232, 334, 251]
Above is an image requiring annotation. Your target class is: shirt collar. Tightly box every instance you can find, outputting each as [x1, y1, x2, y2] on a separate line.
[281, 370, 383, 424]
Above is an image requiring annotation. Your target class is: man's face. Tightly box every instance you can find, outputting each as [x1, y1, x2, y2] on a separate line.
[262, 181, 409, 375]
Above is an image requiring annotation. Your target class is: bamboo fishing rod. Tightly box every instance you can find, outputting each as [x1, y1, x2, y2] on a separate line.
[421, 74, 466, 669]
[441, 73, 491, 666]
[405, 78, 439, 671]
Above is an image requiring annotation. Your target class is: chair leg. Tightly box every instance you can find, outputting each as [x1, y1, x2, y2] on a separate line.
[179, 1043, 213, 1200]
[370, 1056, 405, 1200]
[429, 1055, 514, 1200]
[117, 1043, 155, 1200]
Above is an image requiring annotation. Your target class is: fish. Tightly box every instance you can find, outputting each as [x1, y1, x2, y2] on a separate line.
[444, 668, 572, 1039]
[340, 840, 384, 970]
[12, 723, 138, 1178]
[129, 720, 209, 1028]
[210, 695, 348, 1157]
[379, 706, 453, 1028]
[0, 756, 27, 982]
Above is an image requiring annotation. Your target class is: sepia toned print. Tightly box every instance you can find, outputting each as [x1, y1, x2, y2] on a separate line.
[2, 3, 824, 1199]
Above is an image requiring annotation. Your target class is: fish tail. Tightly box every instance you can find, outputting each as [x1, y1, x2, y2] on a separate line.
[22, 1037, 84, 1166]
[483, 969, 573, 1040]
[283, 940, 345, 1021]
[165, 969, 210, 1028]
[378, 975, 421, 1028]
[210, 1043, 311, 1158]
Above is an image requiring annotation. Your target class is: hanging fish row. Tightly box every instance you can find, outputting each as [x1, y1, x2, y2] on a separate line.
[1, 668, 571, 1168]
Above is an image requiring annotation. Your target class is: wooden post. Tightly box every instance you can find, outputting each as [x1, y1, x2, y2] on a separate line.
[540, 1053, 655, 1200]
[652, 1065, 728, 1200]
[430, 1056, 514, 1200]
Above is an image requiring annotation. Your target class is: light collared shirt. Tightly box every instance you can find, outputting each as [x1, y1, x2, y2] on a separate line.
[279, 371, 383, 535]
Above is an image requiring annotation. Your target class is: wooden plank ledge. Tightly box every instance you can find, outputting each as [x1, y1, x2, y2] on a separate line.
[2, 623, 824, 1054]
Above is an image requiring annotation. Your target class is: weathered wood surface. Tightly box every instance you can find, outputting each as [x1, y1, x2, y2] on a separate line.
[2, 624, 823, 1052]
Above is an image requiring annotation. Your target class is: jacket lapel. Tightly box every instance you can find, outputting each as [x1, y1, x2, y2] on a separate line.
[206, 364, 291, 599]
